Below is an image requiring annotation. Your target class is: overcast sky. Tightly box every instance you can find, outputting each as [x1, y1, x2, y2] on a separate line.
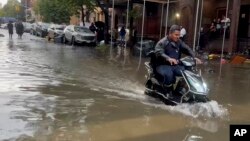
[0, 0, 8, 7]
[0, 0, 21, 7]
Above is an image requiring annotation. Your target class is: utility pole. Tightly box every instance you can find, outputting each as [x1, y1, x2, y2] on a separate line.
[25, 0, 27, 22]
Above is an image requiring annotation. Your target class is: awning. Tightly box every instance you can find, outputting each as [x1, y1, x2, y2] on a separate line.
[114, 0, 179, 4]
[145, 0, 178, 4]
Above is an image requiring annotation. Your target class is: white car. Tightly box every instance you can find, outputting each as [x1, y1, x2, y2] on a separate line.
[48, 24, 65, 41]
[0, 23, 8, 29]
[23, 22, 32, 32]
[133, 40, 155, 57]
[63, 25, 96, 45]
[30, 23, 38, 35]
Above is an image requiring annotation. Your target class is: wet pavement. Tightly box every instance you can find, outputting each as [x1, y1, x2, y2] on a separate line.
[0, 29, 250, 141]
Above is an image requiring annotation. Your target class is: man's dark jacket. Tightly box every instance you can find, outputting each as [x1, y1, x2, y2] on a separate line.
[154, 36, 195, 65]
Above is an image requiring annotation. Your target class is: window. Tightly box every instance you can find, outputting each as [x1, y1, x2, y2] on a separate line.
[74, 26, 92, 33]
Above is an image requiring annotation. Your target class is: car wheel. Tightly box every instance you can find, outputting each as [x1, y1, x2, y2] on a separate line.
[63, 36, 67, 44]
[71, 37, 76, 46]
[91, 42, 97, 46]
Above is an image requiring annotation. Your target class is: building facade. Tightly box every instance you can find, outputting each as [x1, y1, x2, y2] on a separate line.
[111, 0, 250, 53]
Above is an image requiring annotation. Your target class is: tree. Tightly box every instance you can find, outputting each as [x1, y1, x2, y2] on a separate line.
[96, 0, 138, 45]
[36, 0, 96, 24]
[0, 8, 4, 17]
[2, 0, 22, 18]
[68, 0, 96, 26]
[95, 0, 110, 44]
[128, 2, 141, 46]
[37, 0, 73, 24]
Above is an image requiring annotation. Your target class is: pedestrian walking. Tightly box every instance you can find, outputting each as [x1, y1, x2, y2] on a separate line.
[119, 26, 126, 46]
[16, 20, 24, 39]
[216, 18, 221, 38]
[199, 27, 206, 51]
[209, 22, 216, 40]
[221, 15, 231, 39]
[89, 22, 96, 33]
[132, 27, 137, 45]
[180, 26, 187, 41]
[7, 21, 13, 39]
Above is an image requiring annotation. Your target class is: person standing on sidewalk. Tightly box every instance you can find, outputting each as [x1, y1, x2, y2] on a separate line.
[180, 26, 187, 41]
[16, 20, 24, 39]
[119, 26, 126, 46]
[7, 21, 14, 39]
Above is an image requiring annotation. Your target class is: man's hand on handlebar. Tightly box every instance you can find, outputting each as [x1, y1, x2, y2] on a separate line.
[167, 58, 178, 65]
[195, 58, 203, 64]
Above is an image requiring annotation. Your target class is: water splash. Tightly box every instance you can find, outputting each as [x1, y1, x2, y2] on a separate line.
[183, 135, 203, 141]
[82, 70, 228, 119]
[144, 100, 228, 119]
[91, 80, 228, 119]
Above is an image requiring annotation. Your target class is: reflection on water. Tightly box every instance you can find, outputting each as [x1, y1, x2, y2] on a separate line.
[0, 30, 250, 141]
[184, 135, 203, 141]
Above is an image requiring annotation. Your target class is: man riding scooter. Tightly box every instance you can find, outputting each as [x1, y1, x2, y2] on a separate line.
[155, 25, 202, 98]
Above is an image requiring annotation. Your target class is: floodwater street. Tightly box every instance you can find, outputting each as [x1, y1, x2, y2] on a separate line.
[0, 29, 250, 141]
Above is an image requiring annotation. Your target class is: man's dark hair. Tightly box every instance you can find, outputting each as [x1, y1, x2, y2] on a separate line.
[169, 25, 181, 34]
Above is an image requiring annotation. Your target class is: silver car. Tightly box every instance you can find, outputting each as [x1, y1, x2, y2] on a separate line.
[48, 24, 65, 41]
[63, 25, 96, 45]
[133, 40, 155, 57]
[23, 22, 32, 33]
[30, 23, 38, 35]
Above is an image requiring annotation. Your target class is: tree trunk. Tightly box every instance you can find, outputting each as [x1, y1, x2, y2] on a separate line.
[81, 6, 85, 26]
[128, 0, 134, 48]
[104, 11, 109, 44]
[86, 11, 90, 23]
[95, 0, 109, 44]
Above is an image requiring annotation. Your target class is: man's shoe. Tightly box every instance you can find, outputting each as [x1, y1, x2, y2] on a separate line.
[163, 84, 174, 99]
[167, 91, 174, 99]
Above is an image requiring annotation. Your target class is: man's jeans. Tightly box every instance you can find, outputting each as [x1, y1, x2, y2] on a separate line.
[156, 65, 185, 85]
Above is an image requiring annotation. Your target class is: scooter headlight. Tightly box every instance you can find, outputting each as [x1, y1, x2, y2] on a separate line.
[203, 82, 207, 90]
[188, 76, 208, 94]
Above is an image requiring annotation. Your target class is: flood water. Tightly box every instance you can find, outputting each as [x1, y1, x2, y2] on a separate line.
[0, 29, 250, 141]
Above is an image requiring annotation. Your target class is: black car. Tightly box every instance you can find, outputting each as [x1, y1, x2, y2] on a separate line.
[36, 23, 50, 37]
[133, 40, 155, 57]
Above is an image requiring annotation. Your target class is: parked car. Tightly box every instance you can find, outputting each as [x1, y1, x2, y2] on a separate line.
[23, 22, 32, 33]
[36, 22, 50, 37]
[132, 40, 155, 57]
[63, 25, 96, 45]
[47, 24, 65, 42]
[0, 23, 8, 29]
[30, 23, 38, 35]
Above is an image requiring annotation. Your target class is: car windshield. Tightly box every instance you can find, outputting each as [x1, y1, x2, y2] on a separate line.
[42, 23, 50, 28]
[54, 25, 64, 30]
[24, 23, 31, 27]
[74, 26, 92, 33]
[55, 27, 64, 30]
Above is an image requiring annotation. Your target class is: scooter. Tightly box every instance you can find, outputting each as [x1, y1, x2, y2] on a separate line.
[145, 51, 210, 105]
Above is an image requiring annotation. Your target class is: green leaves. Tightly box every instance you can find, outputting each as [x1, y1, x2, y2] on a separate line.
[129, 5, 142, 20]
[0, 8, 4, 17]
[36, 0, 97, 24]
[69, 0, 96, 12]
[37, 0, 73, 24]
[2, 0, 22, 18]
[68, 0, 96, 24]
